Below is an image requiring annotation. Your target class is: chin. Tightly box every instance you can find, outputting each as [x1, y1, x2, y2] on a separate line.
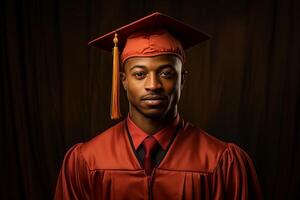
[143, 112, 165, 119]
[139, 108, 168, 119]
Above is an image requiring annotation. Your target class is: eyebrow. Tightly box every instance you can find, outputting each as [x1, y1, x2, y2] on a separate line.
[129, 64, 175, 72]
[157, 64, 175, 70]
[129, 65, 146, 71]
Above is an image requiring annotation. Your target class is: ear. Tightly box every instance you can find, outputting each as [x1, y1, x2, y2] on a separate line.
[120, 72, 127, 90]
[181, 69, 188, 89]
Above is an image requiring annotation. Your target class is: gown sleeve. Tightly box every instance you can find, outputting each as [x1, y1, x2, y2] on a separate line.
[54, 144, 91, 200]
[212, 143, 263, 200]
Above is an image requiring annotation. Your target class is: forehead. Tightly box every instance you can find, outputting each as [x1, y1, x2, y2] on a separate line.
[124, 54, 182, 71]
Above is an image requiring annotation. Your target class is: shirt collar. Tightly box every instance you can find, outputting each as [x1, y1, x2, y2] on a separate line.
[126, 115, 180, 150]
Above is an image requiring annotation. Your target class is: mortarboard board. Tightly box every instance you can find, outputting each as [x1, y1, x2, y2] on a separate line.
[88, 12, 210, 120]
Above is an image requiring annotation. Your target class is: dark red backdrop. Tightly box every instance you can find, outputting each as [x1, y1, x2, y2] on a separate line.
[1, 0, 299, 199]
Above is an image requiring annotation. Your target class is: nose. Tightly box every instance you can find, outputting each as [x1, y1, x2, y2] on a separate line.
[145, 73, 162, 91]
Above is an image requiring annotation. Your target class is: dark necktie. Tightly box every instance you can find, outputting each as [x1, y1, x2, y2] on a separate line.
[143, 136, 159, 176]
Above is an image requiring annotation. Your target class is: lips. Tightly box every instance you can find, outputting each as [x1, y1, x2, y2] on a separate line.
[141, 94, 167, 106]
[141, 94, 166, 100]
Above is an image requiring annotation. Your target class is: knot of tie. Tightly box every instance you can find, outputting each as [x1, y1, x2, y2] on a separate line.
[143, 136, 159, 176]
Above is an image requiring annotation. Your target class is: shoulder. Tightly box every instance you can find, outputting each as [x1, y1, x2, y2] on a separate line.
[63, 120, 127, 169]
[80, 120, 126, 154]
[183, 121, 249, 158]
[181, 121, 228, 159]
[171, 121, 252, 172]
[161, 121, 227, 172]
[220, 143, 251, 162]
[191, 124, 253, 170]
[216, 142, 255, 172]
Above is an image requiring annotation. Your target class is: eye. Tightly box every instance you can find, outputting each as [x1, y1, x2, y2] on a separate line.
[159, 69, 176, 79]
[132, 71, 146, 79]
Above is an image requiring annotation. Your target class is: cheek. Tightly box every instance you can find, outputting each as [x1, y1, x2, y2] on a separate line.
[163, 79, 181, 93]
[126, 80, 143, 98]
[163, 80, 181, 104]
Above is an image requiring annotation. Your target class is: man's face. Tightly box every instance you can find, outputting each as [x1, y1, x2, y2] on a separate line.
[122, 54, 185, 119]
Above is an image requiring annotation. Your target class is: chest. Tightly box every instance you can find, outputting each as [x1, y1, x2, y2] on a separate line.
[87, 168, 215, 200]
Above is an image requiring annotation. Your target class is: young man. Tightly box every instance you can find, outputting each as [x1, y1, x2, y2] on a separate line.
[55, 12, 263, 199]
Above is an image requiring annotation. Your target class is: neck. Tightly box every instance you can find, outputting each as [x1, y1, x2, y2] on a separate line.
[129, 107, 177, 135]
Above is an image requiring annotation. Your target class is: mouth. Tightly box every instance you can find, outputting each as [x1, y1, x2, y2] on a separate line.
[141, 95, 167, 106]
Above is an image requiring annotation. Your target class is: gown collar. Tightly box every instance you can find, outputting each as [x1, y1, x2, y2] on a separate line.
[126, 114, 180, 150]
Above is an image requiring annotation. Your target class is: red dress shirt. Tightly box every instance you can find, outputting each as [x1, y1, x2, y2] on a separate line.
[126, 114, 180, 151]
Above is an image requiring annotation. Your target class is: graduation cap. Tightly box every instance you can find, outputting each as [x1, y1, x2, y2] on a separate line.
[88, 12, 210, 120]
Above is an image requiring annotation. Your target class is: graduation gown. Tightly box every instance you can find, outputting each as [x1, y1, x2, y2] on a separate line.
[54, 119, 263, 200]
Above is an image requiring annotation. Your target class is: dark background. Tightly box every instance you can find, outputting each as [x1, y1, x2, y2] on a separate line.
[1, 0, 299, 199]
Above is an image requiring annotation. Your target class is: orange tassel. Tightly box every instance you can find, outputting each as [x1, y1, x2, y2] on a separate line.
[110, 33, 122, 119]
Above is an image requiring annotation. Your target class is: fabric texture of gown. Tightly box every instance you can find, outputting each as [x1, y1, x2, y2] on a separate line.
[54, 119, 263, 200]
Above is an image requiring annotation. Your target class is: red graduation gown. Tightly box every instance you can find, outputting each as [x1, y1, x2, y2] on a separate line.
[54, 120, 263, 200]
